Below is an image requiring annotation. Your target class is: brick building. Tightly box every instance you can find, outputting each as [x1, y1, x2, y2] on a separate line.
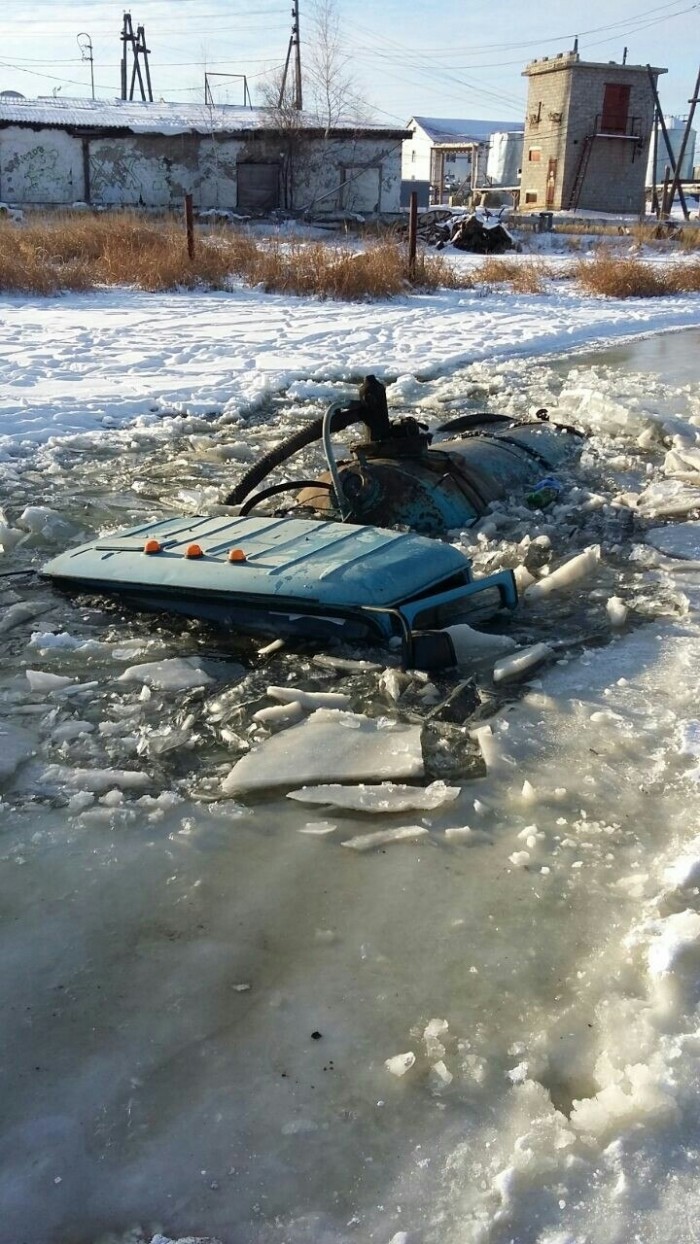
[520, 51, 666, 214]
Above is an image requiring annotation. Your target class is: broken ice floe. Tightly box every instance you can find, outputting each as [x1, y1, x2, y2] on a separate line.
[493, 643, 552, 683]
[286, 779, 459, 813]
[646, 522, 700, 561]
[117, 657, 213, 691]
[222, 709, 424, 795]
[265, 684, 352, 711]
[37, 765, 152, 793]
[524, 545, 601, 602]
[340, 825, 430, 851]
[384, 1052, 416, 1077]
[26, 669, 74, 693]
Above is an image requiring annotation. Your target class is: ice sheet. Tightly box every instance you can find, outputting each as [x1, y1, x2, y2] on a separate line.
[222, 709, 424, 795]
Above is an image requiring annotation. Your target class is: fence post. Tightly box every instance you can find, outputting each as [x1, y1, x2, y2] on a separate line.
[185, 193, 195, 260]
[407, 191, 418, 281]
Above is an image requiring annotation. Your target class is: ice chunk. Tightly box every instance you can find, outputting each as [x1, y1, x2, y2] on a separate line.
[286, 779, 459, 813]
[340, 825, 429, 851]
[312, 654, 382, 673]
[443, 826, 491, 844]
[266, 685, 352, 711]
[524, 545, 600, 601]
[570, 1063, 677, 1137]
[471, 724, 506, 773]
[430, 1060, 453, 1089]
[38, 765, 152, 792]
[18, 505, 71, 540]
[223, 709, 424, 795]
[647, 910, 700, 977]
[253, 702, 305, 726]
[513, 564, 536, 593]
[378, 668, 409, 701]
[606, 596, 628, 627]
[51, 720, 95, 742]
[637, 479, 700, 518]
[443, 623, 516, 664]
[493, 643, 552, 683]
[298, 821, 337, 836]
[0, 602, 53, 634]
[384, 1052, 416, 1077]
[0, 722, 35, 783]
[118, 657, 213, 691]
[26, 669, 74, 692]
[646, 521, 700, 561]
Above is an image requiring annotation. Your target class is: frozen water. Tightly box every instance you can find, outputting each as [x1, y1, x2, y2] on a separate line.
[0, 722, 35, 783]
[1, 297, 700, 1243]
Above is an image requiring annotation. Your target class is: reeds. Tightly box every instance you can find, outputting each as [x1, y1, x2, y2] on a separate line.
[575, 250, 700, 297]
[0, 211, 472, 300]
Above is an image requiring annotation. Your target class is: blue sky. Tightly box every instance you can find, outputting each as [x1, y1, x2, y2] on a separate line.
[1, 0, 697, 124]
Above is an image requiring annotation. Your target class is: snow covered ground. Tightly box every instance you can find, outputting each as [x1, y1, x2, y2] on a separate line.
[2, 252, 700, 1244]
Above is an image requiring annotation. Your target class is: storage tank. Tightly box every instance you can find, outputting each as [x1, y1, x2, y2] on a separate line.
[486, 131, 524, 187]
[647, 115, 696, 184]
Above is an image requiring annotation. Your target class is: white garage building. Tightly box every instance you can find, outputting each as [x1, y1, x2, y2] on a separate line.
[0, 95, 408, 216]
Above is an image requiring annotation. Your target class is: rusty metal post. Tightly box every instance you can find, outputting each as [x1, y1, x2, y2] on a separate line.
[407, 191, 418, 282]
[660, 165, 671, 219]
[185, 193, 195, 260]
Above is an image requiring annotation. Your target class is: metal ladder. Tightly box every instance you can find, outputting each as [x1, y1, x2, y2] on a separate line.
[567, 135, 594, 210]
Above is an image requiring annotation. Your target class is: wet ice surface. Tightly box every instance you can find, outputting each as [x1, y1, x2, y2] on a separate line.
[2, 333, 700, 1243]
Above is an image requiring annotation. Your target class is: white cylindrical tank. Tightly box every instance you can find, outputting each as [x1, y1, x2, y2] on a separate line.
[647, 115, 696, 184]
[486, 131, 524, 187]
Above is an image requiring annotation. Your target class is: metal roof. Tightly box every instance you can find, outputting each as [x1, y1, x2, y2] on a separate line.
[0, 95, 407, 138]
[409, 116, 524, 145]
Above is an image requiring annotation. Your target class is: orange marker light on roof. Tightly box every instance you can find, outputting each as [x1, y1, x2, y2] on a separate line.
[228, 548, 247, 563]
[185, 543, 204, 559]
[143, 538, 162, 554]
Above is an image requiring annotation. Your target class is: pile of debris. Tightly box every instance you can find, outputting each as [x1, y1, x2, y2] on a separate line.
[439, 212, 516, 254]
[397, 208, 516, 254]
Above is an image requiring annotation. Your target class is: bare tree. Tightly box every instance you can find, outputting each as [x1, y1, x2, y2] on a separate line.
[305, 0, 371, 129]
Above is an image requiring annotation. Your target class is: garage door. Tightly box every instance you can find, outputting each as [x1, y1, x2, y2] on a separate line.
[236, 163, 280, 213]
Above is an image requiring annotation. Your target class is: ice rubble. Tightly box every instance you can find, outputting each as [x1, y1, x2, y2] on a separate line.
[222, 709, 424, 795]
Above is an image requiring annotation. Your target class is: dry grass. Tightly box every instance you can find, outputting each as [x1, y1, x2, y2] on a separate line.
[666, 259, 700, 292]
[477, 257, 546, 293]
[0, 211, 472, 300]
[575, 250, 700, 297]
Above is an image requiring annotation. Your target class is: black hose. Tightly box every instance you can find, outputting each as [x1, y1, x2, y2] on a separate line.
[223, 406, 360, 507]
[239, 479, 333, 516]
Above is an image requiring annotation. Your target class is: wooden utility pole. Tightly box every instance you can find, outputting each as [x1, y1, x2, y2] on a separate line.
[667, 64, 700, 222]
[407, 191, 418, 281]
[279, 0, 303, 110]
[120, 12, 154, 102]
[185, 194, 195, 260]
[646, 66, 689, 218]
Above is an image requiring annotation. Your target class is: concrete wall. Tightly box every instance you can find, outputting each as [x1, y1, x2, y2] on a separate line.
[520, 54, 659, 213]
[0, 125, 403, 215]
[0, 126, 84, 203]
